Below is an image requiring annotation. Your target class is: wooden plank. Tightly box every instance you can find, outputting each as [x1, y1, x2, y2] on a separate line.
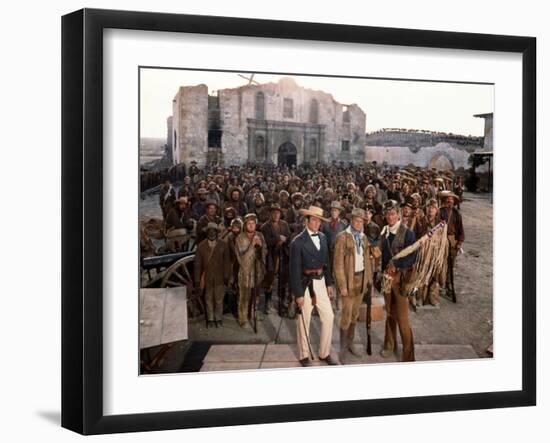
[139, 287, 188, 349]
[160, 287, 188, 344]
[139, 289, 164, 349]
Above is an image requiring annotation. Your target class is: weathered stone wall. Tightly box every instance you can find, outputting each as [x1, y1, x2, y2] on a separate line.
[365, 130, 482, 152]
[364, 142, 471, 170]
[172, 84, 208, 165]
[218, 77, 366, 165]
[483, 115, 493, 151]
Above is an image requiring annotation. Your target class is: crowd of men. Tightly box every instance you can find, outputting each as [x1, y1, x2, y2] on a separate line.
[144, 161, 465, 365]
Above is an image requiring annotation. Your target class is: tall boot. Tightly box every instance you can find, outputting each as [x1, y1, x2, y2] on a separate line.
[263, 291, 272, 315]
[347, 322, 363, 357]
[339, 328, 348, 364]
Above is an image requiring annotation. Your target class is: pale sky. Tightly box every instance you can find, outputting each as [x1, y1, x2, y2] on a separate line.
[140, 68, 494, 139]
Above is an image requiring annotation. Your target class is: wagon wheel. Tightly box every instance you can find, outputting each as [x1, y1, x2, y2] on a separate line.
[160, 255, 204, 317]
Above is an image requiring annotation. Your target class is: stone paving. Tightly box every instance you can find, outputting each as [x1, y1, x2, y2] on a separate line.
[140, 192, 493, 374]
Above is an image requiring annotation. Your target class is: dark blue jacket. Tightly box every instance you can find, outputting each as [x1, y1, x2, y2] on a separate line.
[289, 229, 334, 299]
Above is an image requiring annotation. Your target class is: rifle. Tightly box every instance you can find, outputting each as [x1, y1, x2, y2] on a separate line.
[448, 250, 457, 303]
[251, 286, 258, 333]
[365, 283, 373, 356]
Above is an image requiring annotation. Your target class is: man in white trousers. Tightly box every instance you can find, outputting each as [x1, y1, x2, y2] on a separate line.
[289, 205, 341, 367]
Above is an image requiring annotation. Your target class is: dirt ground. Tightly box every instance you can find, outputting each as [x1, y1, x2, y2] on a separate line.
[139, 191, 493, 371]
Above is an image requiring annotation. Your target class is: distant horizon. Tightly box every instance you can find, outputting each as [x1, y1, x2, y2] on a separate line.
[140, 68, 494, 140]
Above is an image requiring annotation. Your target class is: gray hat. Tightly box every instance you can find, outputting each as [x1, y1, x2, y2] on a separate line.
[202, 222, 223, 233]
[350, 207, 368, 220]
[330, 201, 344, 212]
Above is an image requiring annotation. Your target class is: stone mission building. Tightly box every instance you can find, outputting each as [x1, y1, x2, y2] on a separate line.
[171, 77, 366, 167]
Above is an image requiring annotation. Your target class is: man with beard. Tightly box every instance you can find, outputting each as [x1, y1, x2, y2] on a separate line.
[191, 187, 209, 220]
[363, 184, 383, 227]
[222, 206, 238, 229]
[253, 193, 271, 225]
[235, 214, 267, 328]
[438, 190, 465, 298]
[224, 186, 248, 217]
[206, 181, 221, 206]
[290, 206, 340, 366]
[177, 176, 193, 199]
[386, 181, 403, 204]
[196, 201, 221, 244]
[159, 180, 176, 220]
[194, 223, 230, 328]
[223, 218, 243, 318]
[260, 204, 291, 315]
[165, 197, 195, 232]
[416, 198, 444, 307]
[286, 192, 305, 238]
[379, 200, 416, 362]
[333, 208, 373, 363]
[278, 190, 292, 221]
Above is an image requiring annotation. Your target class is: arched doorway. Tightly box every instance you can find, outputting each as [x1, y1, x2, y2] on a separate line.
[278, 142, 297, 167]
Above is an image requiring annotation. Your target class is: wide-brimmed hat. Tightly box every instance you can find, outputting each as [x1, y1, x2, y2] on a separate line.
[350, 207, 368, 220]
[230, 218, 243, 228]
[330, 201, 344, 212]
[383, 199, 400, 213]
[402, 196, 415, 209]
[270, 203, 283, 213]
[224, 206, 237, 214]
[279, 189, 290, 197]
[291, 192, 304, 202]
[298, 205, 329, 222]
[438, 190, 460, 205]
[243, 213, 258, 223]
[205, 200, 219, 208]
[196, 187, 208, 195]
[202, 222, 223, 233]
[364, 184, 377, 194]
[176, 196, 188, 205]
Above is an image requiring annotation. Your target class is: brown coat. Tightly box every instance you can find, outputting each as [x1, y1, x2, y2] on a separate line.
[235, 231, 267, 288]
[333, 229, 373, 296]
[194, 239, 230, 288]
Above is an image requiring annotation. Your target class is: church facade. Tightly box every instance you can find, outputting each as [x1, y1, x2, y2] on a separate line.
[170, 77, 366, 167]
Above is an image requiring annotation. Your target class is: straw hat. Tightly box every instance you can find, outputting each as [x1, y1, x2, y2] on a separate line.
[438, 190, 460, 205]
[298, 205, 329, 222]
[243, 213, 258, 223]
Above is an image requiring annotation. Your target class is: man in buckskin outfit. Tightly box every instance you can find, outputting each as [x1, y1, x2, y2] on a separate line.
[333, 208, 373, 363]
[235, 213, 267, 328]
[290, 206, 340, 366]
[379, 199, 417, 362]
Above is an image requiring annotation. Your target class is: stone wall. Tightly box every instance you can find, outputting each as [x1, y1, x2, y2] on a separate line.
[172, 84, 208, 165]
[364, 142, 471, 170]
[207, 77, 366, 166]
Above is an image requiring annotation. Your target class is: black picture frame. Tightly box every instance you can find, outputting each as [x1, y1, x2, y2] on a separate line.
[61, 8, 536, 435]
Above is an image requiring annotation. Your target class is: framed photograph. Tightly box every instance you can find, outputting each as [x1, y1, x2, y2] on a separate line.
[62, 8, 536, 435]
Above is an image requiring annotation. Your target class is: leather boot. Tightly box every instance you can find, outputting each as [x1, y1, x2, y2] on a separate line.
[347, 323, 363, 357]
[339, 328, 348, 363]
[263, 291, 272, 315]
